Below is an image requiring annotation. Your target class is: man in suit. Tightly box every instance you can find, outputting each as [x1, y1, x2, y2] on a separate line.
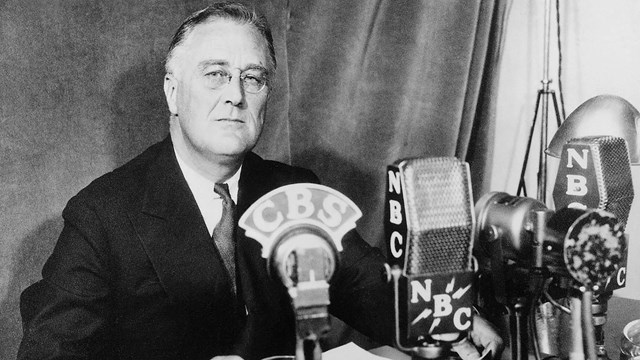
[18, 2, 503, 359]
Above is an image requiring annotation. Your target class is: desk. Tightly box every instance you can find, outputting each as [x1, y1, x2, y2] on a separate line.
[368, 296, 640, 360]
[604, 296, 640, 357]
[370, 346, 411, 359]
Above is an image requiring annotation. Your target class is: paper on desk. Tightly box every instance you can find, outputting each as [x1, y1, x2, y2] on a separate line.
[323, 342, 392, 360]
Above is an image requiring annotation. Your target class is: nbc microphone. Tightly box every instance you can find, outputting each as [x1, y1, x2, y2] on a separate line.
[552, 135, 633, 292]
[239, 183, 363, 360]
[384, 157, 480, 359]
[551, 135, 634, 359]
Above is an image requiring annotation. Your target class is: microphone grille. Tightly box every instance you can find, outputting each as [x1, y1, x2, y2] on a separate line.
[569, 136, 634, 226]
[400, 157, 475, 276]
[593, 136, 634, 225]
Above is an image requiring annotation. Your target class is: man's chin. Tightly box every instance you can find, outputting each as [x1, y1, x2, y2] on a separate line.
[206, 143, 254, 160]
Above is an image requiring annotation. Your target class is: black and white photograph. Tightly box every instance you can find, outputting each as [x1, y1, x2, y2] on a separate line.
[1, 1, 639, 359]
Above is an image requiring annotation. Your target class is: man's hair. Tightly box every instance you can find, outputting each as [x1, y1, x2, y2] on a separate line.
[164, 1, 276, 75]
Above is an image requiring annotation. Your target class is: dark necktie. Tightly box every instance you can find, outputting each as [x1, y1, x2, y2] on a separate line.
[213, 183, 237, 295]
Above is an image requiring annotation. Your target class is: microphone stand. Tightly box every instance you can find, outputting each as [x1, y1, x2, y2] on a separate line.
[506, 210, 551, 360]
[516, 0, 563, 203]
[591, 292, 612, 360]
[526, 210, 552, 360]
[295, 336, 322, 360]
[272, 233, 337, 360]
[507, 296, 529, 360]
[566, 286, 598, 360]
[286, 247, 333, 360]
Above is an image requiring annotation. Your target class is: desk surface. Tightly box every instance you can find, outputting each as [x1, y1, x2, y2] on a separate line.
[604, 296, 640, 356]
[370, 345, 411, 359]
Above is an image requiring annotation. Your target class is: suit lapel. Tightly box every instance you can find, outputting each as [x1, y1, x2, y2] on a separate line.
[129, 143, 294, 355]
[236, 152, 268, 217]
[129, 138, 233, 305]
[236, 153, 283, 311]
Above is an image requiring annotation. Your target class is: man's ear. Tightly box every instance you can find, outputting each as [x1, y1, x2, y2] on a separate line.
[164, 73, 179, 115]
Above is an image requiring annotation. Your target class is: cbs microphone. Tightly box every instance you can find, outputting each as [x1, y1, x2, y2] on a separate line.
[384, 157, 480, 360]
[239, 183, 362, 360]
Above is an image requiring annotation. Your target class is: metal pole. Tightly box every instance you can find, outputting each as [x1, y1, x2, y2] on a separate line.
[537, 0, 553, 202]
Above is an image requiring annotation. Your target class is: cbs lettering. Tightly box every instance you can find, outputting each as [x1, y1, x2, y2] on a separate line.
[251, 187, 350, 233]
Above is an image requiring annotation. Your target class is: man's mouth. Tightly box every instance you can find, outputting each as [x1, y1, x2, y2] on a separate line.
[217, 118, 244, 123]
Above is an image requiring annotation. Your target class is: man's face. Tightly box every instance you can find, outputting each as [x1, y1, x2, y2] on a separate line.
[164, 19, 270, 163]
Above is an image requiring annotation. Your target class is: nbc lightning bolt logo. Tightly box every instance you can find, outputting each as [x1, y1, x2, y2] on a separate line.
[410, 276, 472, 333]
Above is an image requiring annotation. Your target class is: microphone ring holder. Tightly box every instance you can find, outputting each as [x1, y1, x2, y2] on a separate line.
[269, 225, 338, 288]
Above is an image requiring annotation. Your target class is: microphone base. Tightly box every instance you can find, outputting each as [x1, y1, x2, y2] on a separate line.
[411, 345, 444, 359]
[409, 346, 461, 360]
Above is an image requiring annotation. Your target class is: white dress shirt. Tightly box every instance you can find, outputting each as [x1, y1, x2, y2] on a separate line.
[174, 150, 241, 237]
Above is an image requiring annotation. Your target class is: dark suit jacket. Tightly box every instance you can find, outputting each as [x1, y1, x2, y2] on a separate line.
[19, 137, 392, 360]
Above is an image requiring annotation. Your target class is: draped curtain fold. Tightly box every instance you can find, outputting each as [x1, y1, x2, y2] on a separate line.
[254, 0, 511, 248]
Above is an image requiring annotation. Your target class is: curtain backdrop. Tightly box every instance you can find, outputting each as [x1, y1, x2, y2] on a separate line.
[0, 0, 509, 357]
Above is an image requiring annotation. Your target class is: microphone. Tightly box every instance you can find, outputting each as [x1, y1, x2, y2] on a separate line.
[384, 157, 479, 359]
[551, 135, 634, 359]
[548, 208, 626, 360]
[474, 192, 551, 360]
[552, 135, 633, 291]
[239, 183, 362, 359]
[474, 192, 626, 360]
[552, 135, 634, 226]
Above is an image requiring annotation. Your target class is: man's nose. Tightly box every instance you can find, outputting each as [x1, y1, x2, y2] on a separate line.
[222, 75, 244, 106]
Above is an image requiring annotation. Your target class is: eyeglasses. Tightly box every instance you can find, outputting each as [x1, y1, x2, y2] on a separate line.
[204, 68, 268, 94]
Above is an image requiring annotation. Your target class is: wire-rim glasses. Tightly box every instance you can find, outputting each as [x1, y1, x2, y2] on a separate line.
[205, 68, 268, 94]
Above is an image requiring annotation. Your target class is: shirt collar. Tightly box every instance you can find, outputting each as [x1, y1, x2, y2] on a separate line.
[174, 149, 241, 203]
